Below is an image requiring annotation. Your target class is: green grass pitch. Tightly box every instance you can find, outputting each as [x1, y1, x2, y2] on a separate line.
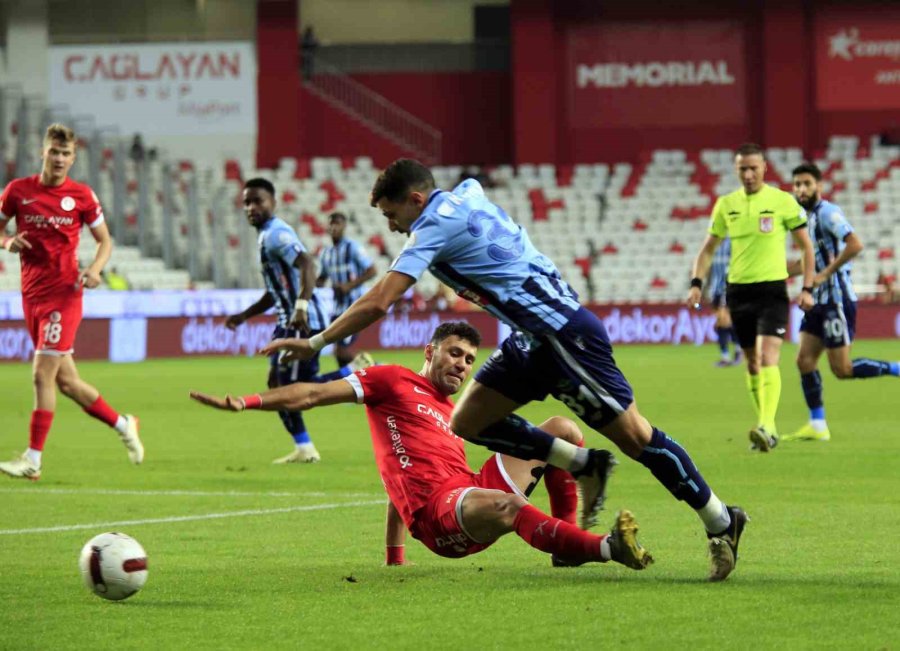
[1, 341, 898, 650]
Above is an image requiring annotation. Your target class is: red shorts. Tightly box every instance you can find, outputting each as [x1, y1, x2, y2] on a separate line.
[23, 293, 83, 355]
[410, 454, 524, 559]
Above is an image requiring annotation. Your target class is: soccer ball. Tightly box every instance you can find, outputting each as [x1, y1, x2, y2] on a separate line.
[78, 532, 148, 601]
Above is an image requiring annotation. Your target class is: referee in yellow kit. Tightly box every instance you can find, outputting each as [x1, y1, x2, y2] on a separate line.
[688, 143, 815, 452]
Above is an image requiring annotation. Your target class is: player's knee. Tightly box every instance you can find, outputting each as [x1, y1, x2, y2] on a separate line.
[539, 416, 583, 446]
[830, 361, 853, 379]
[56, 374, 77, 397]
[32, 366, 56, 391]
[493, 493, 527, 529]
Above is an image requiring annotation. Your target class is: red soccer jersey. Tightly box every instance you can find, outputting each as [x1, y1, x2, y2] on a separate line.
[346, 365, 471, 528]
[0, 175, 104, 300]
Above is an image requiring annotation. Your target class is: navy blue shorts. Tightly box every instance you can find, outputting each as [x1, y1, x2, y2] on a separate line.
[799, 301, 857, 349]
[268, 326, 322, 385]
[474, 308, 634, 429]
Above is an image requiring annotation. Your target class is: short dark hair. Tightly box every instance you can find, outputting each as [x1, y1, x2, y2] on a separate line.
[431, 321, 481, 348]
[370, 159, 435, 206]
[791, 162, 822, 181]
[244, 177, 276, 197]
[735, 143, 766, 160]
[329, 212, 347, 223]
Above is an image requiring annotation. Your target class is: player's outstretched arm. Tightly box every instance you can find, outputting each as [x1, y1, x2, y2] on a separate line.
[259, 271, 415, 360]
[189, 378, 358, 413]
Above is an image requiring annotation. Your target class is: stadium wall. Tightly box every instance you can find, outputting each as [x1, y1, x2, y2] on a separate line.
[285, 0, 898, 166]
[1, 291, 898, 362]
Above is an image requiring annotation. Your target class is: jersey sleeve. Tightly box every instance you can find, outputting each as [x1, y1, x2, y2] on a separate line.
[344, 365, 402, 406]
[822, 205, 853, 240]
[269, 228, 305, 267]
[708, 197, 727, 238]
[390, 216, 447, 281]
[784, 197, 807, 230]
[83, 188, 105, 228]
[0, 182, 17, 219]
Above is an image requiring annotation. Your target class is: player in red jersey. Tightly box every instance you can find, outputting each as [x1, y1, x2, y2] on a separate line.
[0, 124, 144, 480]
[190, 322, 652, 569]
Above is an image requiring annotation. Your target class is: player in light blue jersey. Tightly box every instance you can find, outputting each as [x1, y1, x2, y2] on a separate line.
[784, 163, 899, 442]
[262, 159, 746, 581]
[707, 237, 742, 367]
[224, 178, 366, 464]
[317, 212, 376, 367]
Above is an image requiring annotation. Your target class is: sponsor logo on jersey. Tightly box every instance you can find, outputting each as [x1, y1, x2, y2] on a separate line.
[386, 415, 412, 469]
[412, 385, 430, 395]
[23, 214, 77, 227]
[21, 198, 38, 205]
[416, 403, 452, 434]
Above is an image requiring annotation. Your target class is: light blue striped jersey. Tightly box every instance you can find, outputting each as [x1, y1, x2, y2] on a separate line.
[318, 237, 374, 314]
[806, 199, 857, 305]
[389, 179, 581, 336]
[709, 237, 731, 298]
[257, 216, 327, 329]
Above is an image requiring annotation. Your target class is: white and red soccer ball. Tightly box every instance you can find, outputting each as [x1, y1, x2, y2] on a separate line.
[78, 532, 148, 601]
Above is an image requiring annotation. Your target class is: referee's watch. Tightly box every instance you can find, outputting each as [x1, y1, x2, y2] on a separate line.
[801, 286, 814, 294]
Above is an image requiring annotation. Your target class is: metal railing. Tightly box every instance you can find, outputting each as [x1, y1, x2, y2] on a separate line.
[305, 57, 442, 165]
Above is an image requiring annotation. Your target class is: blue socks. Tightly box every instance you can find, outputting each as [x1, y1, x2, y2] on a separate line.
[801, 370, 824, 416]
[467, 414, 556, 462]
[851, 359, 898, 378]
[317, 367, 351, 382]
[715, 327, 731, 355]
[636, 427, 711, 510]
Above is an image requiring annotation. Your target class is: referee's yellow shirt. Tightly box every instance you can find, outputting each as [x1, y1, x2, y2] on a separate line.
[708, 184, 807, 284]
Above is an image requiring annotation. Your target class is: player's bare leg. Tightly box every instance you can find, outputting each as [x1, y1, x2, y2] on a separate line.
[458, 489, 652, 570]
[0, 352, 63, 479]
[451, 381, 616, 529]
[56, 355, 143, 464]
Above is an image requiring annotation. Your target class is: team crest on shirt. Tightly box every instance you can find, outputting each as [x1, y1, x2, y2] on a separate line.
[61, 196, 75, 211]
[50, 311, 61, 323]
[759, 216, 773, 233]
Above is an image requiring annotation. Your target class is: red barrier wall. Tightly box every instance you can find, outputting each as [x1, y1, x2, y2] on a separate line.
[1, 303, 897, 362]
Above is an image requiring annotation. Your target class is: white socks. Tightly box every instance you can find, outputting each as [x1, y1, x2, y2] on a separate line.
[697, 493, 731, 534]
[113, 416, 129, 434]
[25, 448, 42, 466]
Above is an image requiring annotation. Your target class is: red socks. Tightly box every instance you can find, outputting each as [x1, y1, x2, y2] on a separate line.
[544, 466, 579, 525]
[513, 504, 605, 563]
[84, 396, 120, 428]
[29, 409, 54, 451]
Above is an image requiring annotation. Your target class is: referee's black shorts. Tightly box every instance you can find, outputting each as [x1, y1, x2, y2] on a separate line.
[725, 280, 789, 349]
